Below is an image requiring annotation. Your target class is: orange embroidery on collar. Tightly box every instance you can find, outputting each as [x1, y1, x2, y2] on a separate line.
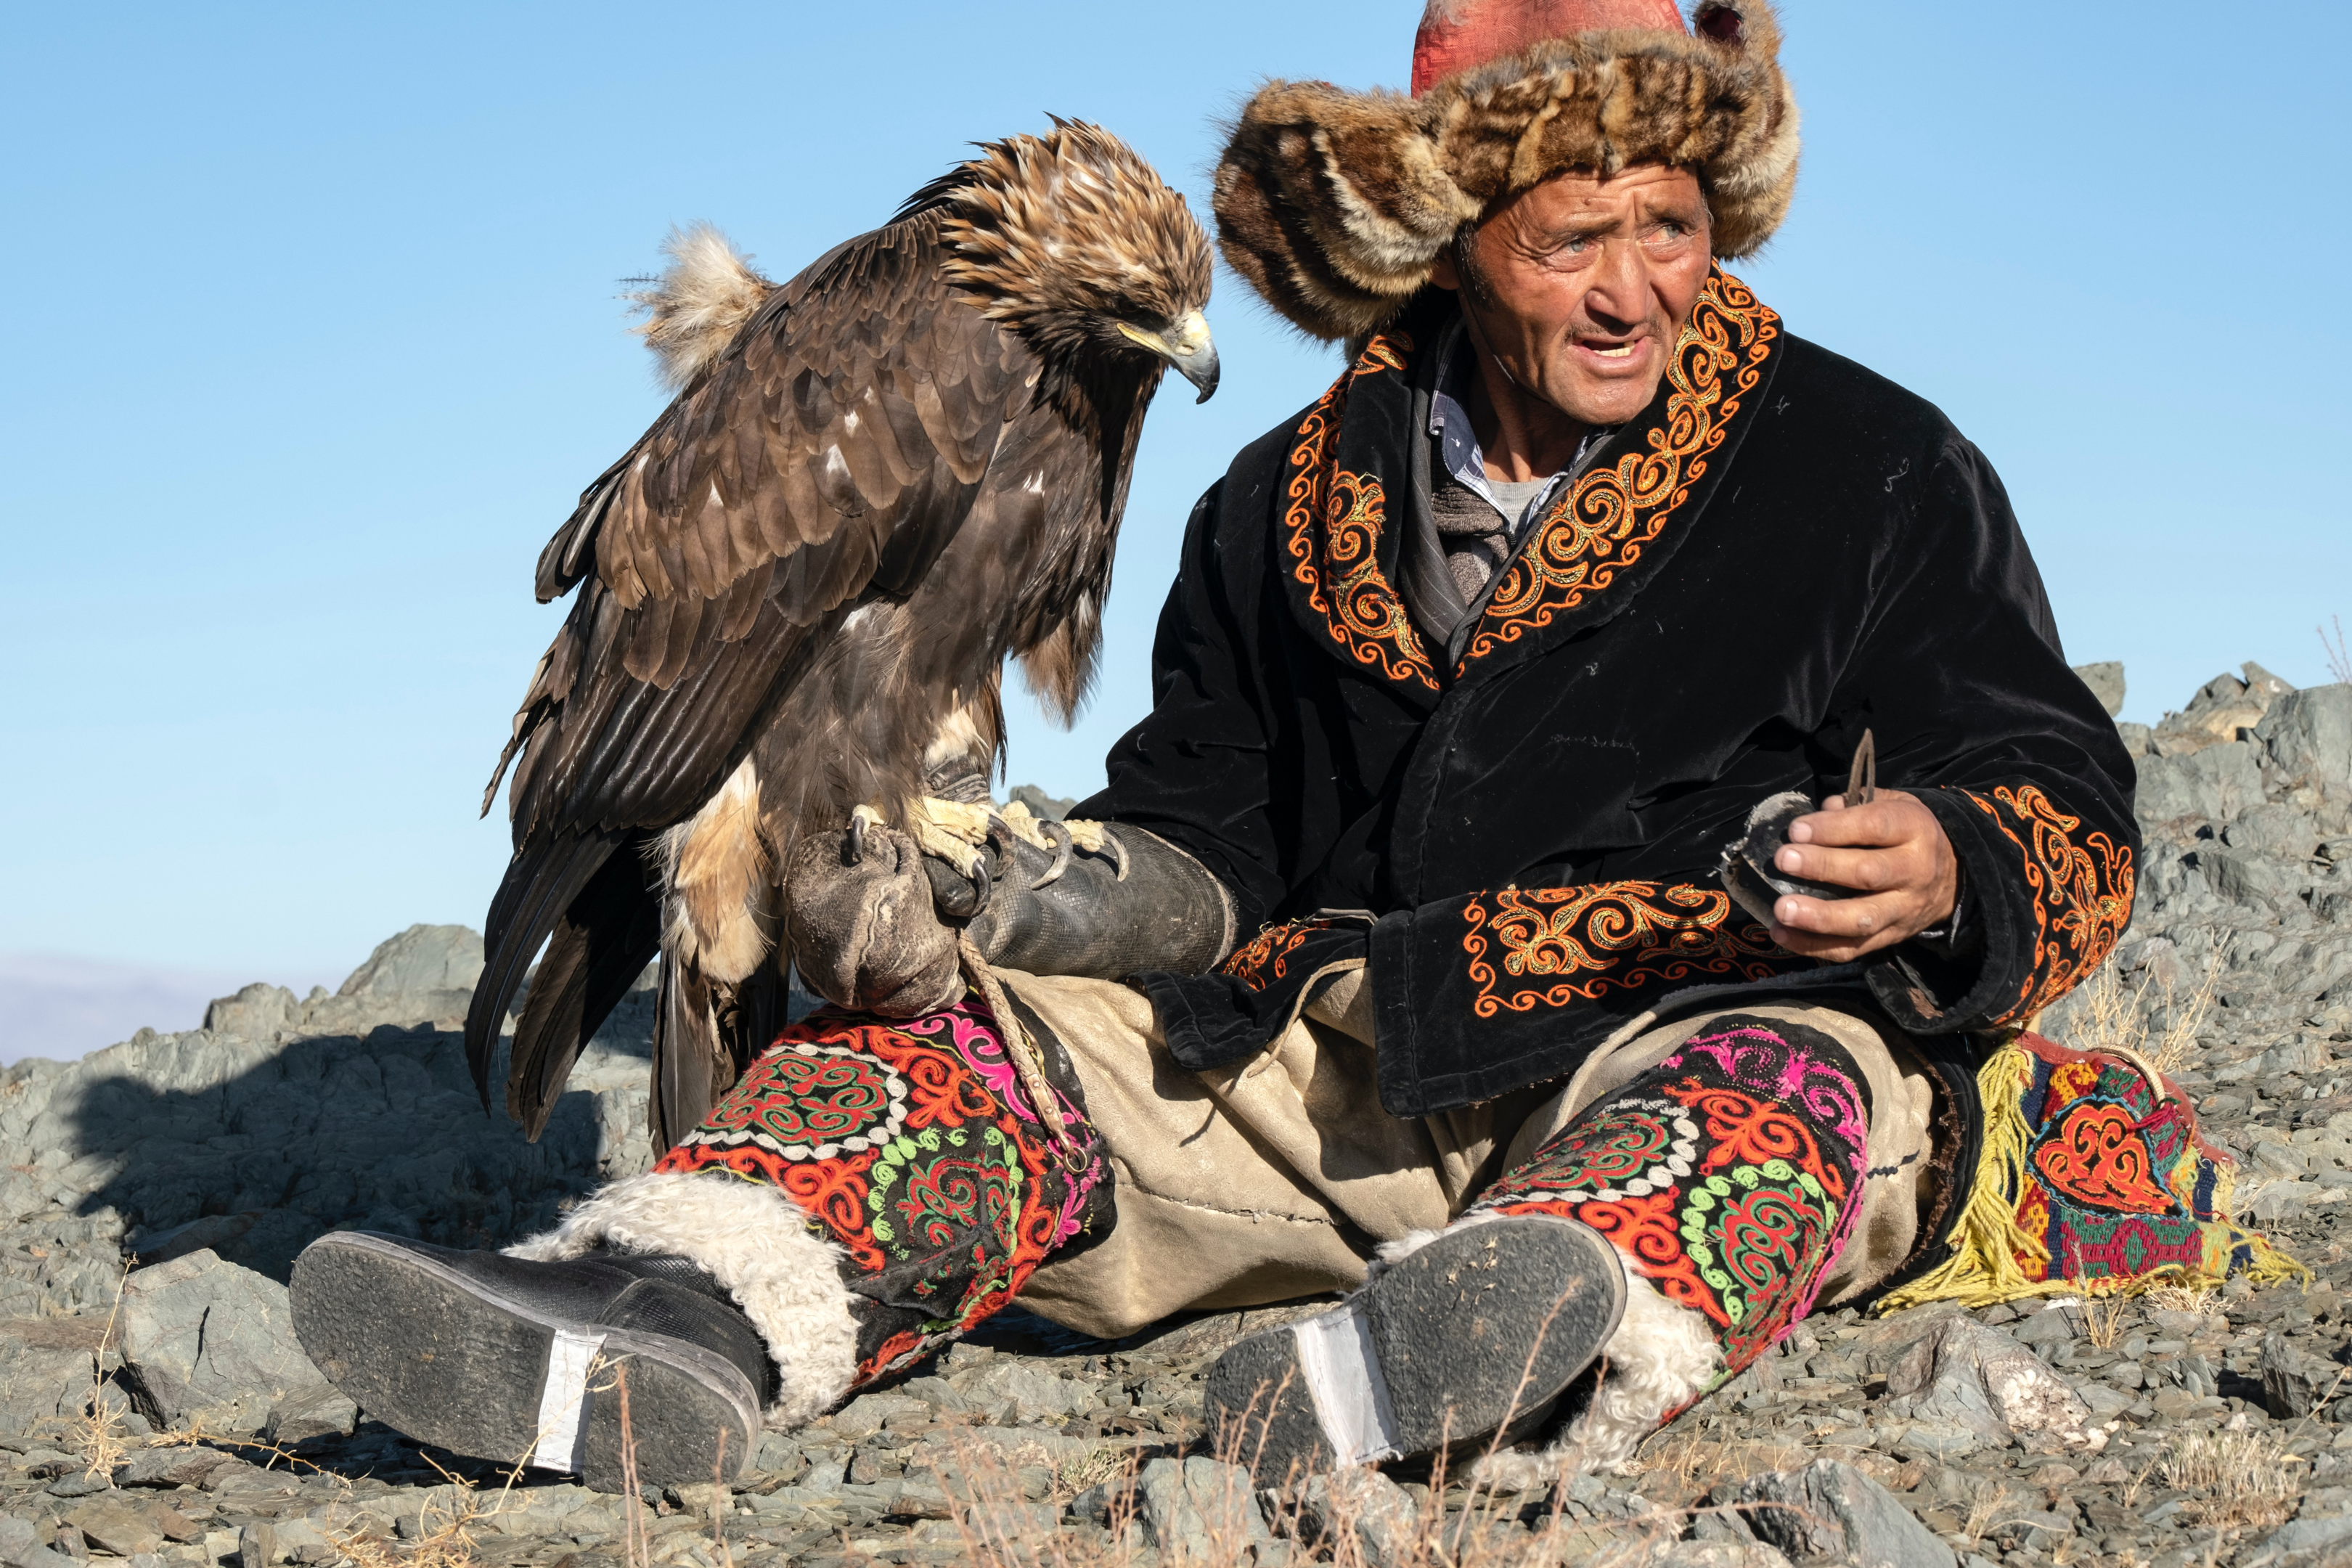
[1283, 334, 1439, 693]
[1966, 785, 2135, 1023]
[1460, 271, 1780, 669]
[1462, 881, 1790, 1018]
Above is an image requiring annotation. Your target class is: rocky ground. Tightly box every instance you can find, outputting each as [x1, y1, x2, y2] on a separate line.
[4, 668, 2351, 1568]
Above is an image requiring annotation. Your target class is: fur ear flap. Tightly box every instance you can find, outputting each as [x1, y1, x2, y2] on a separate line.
[626, 223, 776, 389]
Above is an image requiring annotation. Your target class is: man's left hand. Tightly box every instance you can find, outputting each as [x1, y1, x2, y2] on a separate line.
[1767, 789, 1958, 963]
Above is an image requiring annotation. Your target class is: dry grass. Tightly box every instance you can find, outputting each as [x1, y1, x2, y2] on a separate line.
[2162, 1427, 2305, 1532]
[2081, 1292, 2127, 1350]
[72, 1260, 136, 1481]
[332, 1451, 497, 1568]
[330, 1350, 649, 1568]
[2322, 616, 2352, 687]
[1960, 1482, 2017, 1552]
[2149, 954, 2222, 1076]
[2066, 951, 2221, 1077]
[2144, 1280, 2220, 1316]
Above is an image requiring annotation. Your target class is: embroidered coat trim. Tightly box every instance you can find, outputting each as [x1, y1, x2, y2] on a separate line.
[1462, 272, 1779, 667]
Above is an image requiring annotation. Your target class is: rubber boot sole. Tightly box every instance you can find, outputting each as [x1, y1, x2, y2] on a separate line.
[1204, 1214, 1626, 1487]
[291, 1232, 759, 1491]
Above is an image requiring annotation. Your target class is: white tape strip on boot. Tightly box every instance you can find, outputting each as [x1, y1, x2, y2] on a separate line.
[531, 1328, 608, 1474]
[1292, 1307, 1400, 1467]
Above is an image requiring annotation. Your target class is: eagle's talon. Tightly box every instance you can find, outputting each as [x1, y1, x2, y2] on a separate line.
[1032, 818, 1075, 889]
[967, 853, 993, 917]
[1106, 831, 1130, 882]
[846, 814, 868, 865]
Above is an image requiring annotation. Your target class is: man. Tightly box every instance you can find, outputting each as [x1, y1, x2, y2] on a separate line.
[293, 0, 2157, 1492]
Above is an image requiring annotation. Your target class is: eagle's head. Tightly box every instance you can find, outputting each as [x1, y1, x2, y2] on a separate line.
[920, 121, 1219, 402]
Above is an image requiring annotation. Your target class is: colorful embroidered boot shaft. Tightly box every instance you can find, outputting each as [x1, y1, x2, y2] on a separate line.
[1877, 1031, 2302, 1312]
[1465, 1017, 1871, 1384]
[653, 996, 1112, 1388]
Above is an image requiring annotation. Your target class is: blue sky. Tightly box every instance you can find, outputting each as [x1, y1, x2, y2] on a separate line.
[4, 1, 2347, 1052]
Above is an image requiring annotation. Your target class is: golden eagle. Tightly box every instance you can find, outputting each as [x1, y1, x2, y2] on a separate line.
[465, 123, 1217, 1147]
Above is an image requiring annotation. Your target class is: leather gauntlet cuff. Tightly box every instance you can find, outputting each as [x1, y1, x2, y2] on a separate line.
[930, 821, 1238, 981]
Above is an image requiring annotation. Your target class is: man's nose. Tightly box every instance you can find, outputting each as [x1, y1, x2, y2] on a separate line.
[1582, 234, 1651, 327]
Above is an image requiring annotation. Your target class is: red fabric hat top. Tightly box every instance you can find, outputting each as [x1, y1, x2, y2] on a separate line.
[1412, 0, 1688, 95]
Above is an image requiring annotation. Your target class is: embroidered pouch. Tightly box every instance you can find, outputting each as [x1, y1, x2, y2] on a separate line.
[1877, 1030, 2301, 1312]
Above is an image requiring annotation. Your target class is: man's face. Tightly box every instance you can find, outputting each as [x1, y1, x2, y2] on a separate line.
[1432, 164, 1714, 429]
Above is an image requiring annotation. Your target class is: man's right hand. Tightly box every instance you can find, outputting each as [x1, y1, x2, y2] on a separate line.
[782, 822, 963, 1018]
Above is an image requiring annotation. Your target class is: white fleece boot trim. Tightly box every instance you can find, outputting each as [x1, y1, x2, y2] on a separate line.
[506, 1171, 859, 1430]
[1473, 1249, 1723, 1490]
[1565, 1254, 1721, 1472]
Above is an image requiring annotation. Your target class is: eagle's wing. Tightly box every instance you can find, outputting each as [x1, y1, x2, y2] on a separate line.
[466, 208, 1034, 1131]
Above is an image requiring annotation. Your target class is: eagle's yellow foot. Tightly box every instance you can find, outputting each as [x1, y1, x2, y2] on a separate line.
[909, 797, 994, 875]
[905, 797, 1128, 895]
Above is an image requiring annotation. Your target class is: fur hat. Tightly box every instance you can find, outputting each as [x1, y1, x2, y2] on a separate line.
[1213, 0, 1798, 340]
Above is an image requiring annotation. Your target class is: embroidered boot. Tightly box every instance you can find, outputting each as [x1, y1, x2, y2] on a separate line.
[291, 1235, 774, 1490]
[295, 992, 1108, 1485]
[1460, 1015, 1874, 1487]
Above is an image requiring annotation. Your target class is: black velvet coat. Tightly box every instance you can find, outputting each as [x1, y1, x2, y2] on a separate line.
[1081, 271, 2137, 1117]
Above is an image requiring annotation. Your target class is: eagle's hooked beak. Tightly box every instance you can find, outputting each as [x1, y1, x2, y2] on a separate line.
[1119, 310, 1220, 402]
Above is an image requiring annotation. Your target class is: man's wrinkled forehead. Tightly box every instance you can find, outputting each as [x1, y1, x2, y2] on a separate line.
[1489, 163, 1710, 237]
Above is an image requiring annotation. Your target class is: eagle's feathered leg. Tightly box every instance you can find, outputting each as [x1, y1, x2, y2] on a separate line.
[647, 756, 788, 1152]
[656, 759, 775, 986]
[505, 840, 663, 1138]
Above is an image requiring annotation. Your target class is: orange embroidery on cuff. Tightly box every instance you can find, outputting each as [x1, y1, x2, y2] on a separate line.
[1966, 785, 2135, 1024]
[1221, 918, 1339, 993]
[1283, 335, 1439, 693]
[1461, 270, 1779, 669]
[1462, 882, 1791, 1018]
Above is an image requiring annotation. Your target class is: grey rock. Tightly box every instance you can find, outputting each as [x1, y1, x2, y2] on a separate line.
[262, 1385, 356, 1444]
[1292, 1469, 1418, 1568]
[237, 1524, 274, 1568]
[2205, 846, 2300, 905]
[1885, 1316, 2104, 1453]
[825, 1392, 928, 1442]
[1134, 1457, 1268, 1556]
[2073, 661, 2126, 718]
[0, 1518, 75, 1568]
[336, 926, 484, 998]
[1647, 1545, 1795, 1568]
[60, 1498, 164, 1559]
[128, 1214, 257, 1269]
[117, 1250, 327, 1432]
[1007, 784, 1077, 822]
[956, 1359, 1095, 1422]
[2008, 1306, 2075, 1347]
[113, 1447, 235, 1489]
[44, 1477, 109, 1500]
[0, 1317, 100, 1437]
[202, 985, 297, 1041]
[2263, 1331, 2331, 1418]
[1736, 1460, 1953, 1567]
[2243, 1508, 2352, 1567]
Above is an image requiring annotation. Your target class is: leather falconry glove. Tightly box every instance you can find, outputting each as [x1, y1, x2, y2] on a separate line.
[783, 818, 967, 1018]
[783, 767, 1236, 1017]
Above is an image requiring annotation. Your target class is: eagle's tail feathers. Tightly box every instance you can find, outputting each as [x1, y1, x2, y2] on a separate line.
[462, 828, 627, 1111]
[507, 841, 663, 1140]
